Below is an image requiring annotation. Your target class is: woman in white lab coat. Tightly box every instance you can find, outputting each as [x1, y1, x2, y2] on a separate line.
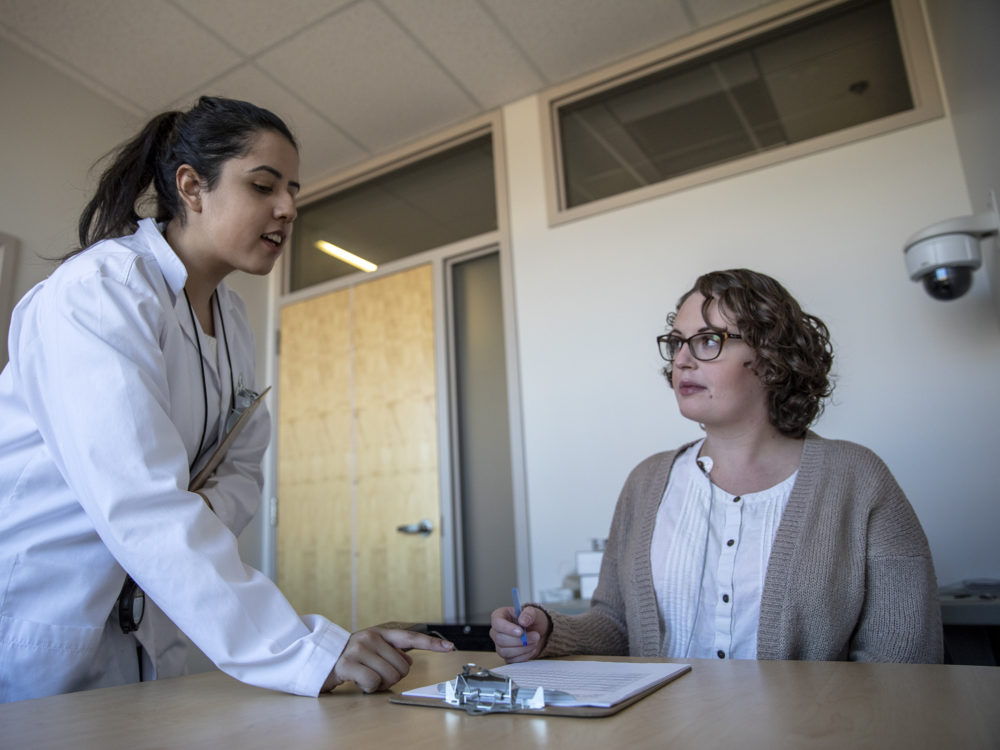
[0, 96, 451, 703]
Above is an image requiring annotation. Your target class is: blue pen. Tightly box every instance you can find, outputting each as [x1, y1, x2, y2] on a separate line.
[512, 587, 528, 646]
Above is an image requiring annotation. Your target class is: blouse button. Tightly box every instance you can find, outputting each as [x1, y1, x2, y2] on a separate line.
[726, 539, 735, 547]
[733, 496, 741, 503]
[717, 650, 726, 659]
[722, 594, 730, 603]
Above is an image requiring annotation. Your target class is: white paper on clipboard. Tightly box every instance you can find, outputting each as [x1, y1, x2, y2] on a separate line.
[402, 660, 690, 709]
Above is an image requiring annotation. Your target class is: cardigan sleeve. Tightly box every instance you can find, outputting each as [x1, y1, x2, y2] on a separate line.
[851, 464, 943, 663]
[541, 465, 640, 657]
[758, 437, 943, 664]
[541, 452, 677, 658]
[541, 517, 631, 657]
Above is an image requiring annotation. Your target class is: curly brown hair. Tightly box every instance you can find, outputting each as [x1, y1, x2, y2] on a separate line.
[662, 269, 834, 438]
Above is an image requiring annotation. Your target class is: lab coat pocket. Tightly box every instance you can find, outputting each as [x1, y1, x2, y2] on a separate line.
[0, 613, 131, 702]
[1, 547, 123, 620]
[0, 555, 136, 702]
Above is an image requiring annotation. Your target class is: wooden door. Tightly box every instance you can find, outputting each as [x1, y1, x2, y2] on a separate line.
[277, 265, 441, 629]
[276, 288, 353, 624]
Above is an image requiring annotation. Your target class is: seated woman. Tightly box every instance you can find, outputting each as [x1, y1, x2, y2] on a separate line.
[491, 268, 942, 663]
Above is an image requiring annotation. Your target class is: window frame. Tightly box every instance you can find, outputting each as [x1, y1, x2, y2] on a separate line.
[280, 113, 500, 301]
[540, 0, 942, 226]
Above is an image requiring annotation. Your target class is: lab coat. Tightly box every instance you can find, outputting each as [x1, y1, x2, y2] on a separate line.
[0, 219, 349, 702]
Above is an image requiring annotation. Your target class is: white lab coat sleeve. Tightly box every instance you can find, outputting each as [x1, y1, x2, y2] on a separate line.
[12, 258, 348, 696]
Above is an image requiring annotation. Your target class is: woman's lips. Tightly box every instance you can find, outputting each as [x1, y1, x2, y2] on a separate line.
[261, 231, 285, 250]
[677, 380, 705, 396]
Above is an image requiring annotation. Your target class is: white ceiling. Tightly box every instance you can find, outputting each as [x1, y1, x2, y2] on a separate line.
[1, 0, 774, 185]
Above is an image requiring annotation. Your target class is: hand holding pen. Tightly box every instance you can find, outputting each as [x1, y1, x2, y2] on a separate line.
[489, 590, 551, 663]
[512, 587, 528, 646]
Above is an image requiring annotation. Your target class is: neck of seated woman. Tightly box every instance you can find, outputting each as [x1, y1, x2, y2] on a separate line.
[700, 428, 804, 495]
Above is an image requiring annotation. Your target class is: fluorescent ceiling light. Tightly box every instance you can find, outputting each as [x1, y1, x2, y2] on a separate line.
[314, 241, 378, 273]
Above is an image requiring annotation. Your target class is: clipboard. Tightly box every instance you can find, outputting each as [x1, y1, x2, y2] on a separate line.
[189, 386, 270, 492]
[389, 660, 691, 718]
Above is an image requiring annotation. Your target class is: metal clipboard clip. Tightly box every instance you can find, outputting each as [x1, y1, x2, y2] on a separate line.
[445, 664, 548, 715]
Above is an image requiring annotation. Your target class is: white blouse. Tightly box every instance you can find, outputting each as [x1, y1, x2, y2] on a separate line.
[651, 440, 796, 659]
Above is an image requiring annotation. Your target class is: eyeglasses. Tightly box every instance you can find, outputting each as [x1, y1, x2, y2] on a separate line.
[656, 331, 743, 362]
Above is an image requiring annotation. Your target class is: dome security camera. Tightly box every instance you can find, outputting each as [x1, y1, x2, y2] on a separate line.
[904, 233, 981, 300]
[903, 197, 999, 301]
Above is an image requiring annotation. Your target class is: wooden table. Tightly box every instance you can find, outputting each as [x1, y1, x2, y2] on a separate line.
[2, 652, 998, 749]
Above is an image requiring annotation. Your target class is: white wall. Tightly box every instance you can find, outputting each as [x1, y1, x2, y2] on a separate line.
[503, 95, 1000, 595]
[926, 0, 1000, 322]
[0, 40, 140, 365]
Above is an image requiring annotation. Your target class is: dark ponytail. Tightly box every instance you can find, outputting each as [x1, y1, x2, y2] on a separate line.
[69, 96, 297, 260]
[75, 111, 179, 254]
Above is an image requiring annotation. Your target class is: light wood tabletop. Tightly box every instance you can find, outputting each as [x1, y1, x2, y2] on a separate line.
[1, 651, 997, 749]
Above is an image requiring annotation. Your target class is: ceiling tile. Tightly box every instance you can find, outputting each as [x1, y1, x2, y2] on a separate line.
[166, 64, 369, 185]
[172, 0, 351, 56]
[0, 0, 241, 112]
[381, 0, 546, 108]
[481, 0, 694, 83]
[3, 0, 794, 183]
[257, 2, 478, 153]
[682, 0, 768, 27]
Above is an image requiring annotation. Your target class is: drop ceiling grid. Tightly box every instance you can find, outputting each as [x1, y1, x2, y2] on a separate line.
[0, 0, 785, 181]
[257, 2, 480, 154]
[684, 0, 772, 27]
[480, 0, 695, 82]
[380, 0, 547, 109]
[171, 0, 351, 57]
[0, 0, 241, 111]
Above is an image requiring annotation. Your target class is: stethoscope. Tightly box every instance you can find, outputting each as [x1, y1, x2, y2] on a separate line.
[117, 288, 236, 637]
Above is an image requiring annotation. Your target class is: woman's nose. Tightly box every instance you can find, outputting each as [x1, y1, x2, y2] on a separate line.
[673, 342, 696, 368]
[276, 193, 297, 222]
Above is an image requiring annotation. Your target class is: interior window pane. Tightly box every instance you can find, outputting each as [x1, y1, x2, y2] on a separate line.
[290, 134, 496, 291]
[558, 0, 911, 208]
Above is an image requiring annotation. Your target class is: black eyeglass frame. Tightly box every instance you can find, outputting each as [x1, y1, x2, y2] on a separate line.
[656, 331, 743, 362]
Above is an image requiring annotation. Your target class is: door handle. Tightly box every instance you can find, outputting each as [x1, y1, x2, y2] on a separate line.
[396, 519, 434, 536]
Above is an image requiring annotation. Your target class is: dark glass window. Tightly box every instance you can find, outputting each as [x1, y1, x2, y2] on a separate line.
[290, 134, 496, 291]
[558, 0, 911, 208]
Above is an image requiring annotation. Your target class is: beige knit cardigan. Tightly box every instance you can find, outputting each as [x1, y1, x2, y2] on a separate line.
[542, 433, 943, 663]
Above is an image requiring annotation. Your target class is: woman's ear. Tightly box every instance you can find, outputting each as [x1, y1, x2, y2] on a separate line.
[176, 164, 204, 214]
